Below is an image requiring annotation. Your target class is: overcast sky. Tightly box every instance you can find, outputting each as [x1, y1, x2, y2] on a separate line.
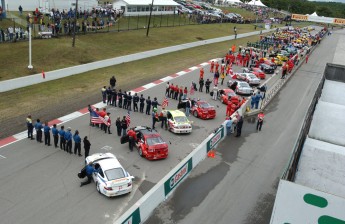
[308, 0, 345, 2]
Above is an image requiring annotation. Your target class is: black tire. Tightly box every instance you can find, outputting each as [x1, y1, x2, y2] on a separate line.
[193, 110, 198, 117]
[138, 148, 143, 157]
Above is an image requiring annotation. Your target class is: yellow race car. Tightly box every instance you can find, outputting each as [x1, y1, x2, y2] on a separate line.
[273, 57, 283, 66]
[277, 54, 288, 62]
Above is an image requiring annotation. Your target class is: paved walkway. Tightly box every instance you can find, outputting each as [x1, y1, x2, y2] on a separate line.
[0, 27, 278, 92]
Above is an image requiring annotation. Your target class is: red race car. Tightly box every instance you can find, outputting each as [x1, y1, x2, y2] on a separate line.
[134, 126, 168, 160]
[191, 100, 216, 119]
[177, 100, 216, 119]
[211, 89, 239, 105]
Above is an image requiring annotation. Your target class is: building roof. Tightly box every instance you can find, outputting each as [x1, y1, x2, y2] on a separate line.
[295, 137, 345, 198]
[270, 180, 345, 224]
[247, 0, 267, 7]
[120, 0, 180, 6]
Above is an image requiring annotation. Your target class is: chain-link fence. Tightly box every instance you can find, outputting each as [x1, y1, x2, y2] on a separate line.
[0, 13, 259, 44]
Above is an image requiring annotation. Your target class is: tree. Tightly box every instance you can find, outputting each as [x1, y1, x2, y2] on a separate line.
[317, 6, 333, 17]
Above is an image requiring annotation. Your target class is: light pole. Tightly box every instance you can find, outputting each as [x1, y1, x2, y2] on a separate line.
[28, 24, 33, 69]
[146, 0, 154, 37]
[72, 0, 79, 47]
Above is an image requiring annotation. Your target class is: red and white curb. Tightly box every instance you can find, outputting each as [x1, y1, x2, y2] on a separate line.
[0, 58, 220, 149]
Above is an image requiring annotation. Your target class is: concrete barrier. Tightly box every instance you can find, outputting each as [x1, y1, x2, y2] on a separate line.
[0, 28, 278, 93]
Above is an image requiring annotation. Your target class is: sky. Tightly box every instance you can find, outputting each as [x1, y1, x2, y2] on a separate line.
[308, 0, 345, 2]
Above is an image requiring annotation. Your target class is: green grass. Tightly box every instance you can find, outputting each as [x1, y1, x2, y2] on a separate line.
[0, 22, 268, 80]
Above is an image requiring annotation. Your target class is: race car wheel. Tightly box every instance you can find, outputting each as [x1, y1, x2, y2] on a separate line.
[193, 111, 198, 118]
[221, 98, 224, 103]
[138, 148, 143, 157]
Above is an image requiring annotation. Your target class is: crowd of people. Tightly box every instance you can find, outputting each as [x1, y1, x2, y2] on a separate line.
[26, 115, 91, 158]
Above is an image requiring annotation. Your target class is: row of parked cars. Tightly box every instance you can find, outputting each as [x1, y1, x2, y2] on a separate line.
[176, 0, 246, 23]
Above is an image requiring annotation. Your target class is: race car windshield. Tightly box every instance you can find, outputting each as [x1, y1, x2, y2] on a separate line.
[146, 137, 164, 145]
[240, 83, 249, 87]
[199, 103, 211, 108]
[105, 168, 126, 181]
[174, 116, 188, 123]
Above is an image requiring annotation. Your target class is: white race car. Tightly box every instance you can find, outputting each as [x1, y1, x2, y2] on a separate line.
[85, 153, 134, 197]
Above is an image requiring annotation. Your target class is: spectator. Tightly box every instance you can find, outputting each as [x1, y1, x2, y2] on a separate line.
[226, 117, 233, 136]
[83, 136, 91, 158]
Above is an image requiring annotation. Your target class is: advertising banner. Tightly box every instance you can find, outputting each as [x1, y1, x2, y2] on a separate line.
[121, 208, 141, 224]
[334, 18, 345, 25]
[207, 127, 224, 152]
[291, 14, 308, 21]
[164, 158, 193, 196]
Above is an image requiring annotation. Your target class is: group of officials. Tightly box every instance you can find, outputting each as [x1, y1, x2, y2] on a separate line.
[26, 115, 91, 158]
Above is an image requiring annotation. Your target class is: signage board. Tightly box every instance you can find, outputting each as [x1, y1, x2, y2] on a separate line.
[121, 208, 141, 224]
[207, 127, 224, 152]
[164, 158, 193, 196]
[291, 14, 308, 21]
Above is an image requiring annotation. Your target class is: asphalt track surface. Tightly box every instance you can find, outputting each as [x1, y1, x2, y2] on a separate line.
[145, 29, 339, 224]
[0, 54, 271, 223]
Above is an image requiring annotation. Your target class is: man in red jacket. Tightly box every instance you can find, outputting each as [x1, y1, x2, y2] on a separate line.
[257, 111, 265, 131]
[127, 128, 137, 151]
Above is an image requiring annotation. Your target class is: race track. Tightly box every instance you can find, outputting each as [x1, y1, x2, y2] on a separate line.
[145, 28, 341, 224]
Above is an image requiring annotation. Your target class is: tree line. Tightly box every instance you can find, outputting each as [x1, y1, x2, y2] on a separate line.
[241, 0, 345, 19]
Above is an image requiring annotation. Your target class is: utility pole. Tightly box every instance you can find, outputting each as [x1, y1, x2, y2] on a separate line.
[146, 0, 154, 37]
[72, 0, 79, 47]
[28, 25, 33, 69]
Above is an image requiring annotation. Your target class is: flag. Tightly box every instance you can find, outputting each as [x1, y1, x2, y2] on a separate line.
[90, 110, 109, 126]
[126, 110, 131, 126]
[190, 83, 195, 95]
[162, 97, 169, 107]
[42, 70, 45, 79]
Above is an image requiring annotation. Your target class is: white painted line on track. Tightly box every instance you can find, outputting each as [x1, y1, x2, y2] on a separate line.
[161, 76, 174, 82]
[0, 155, 6, 159]
[189, 66, 199, 71]
[176, 71, 187, 76]
[58, 111, 84, 122]
[142, 83, 156, 89]
[13, 131, 29, 139]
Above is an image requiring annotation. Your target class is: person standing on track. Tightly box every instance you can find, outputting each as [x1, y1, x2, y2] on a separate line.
[210, 61, 215, 73]
[235, 115, 243, 137]
[257, 111, 265, 131]
[43, 121, 51, 146]
[116, 117, 122, 136]
[83, 136, 91, 158]
[34, 119, 43, 143]
[121, 116, 128, 136]
[127, 128, 137, 152]
[65, 127, 73, 154]
[199, 78, 204, 92]
[165, 82, 170, 97]
[73, 130, 82, 156]
[133, 93, 139, 112]
[212, 85, 218, 100]
[59, 126, 66, 151]
[306, 54, 309, 64]
[205, 78, 211, 93]
[199, 68, 204, 80]
[52, 124, 59, 148]
[26, 115, 34, 140]
[101, 86, 106, 104]
[146, 96, 152, 115]
[139, 94, 145, 113]
[118, 89, 123, 108]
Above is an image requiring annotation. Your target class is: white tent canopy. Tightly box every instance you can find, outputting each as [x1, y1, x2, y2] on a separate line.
[247, 0, 267, 7]
[310, 12, 318, 16]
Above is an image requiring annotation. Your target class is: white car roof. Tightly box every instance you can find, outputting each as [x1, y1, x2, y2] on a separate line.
[87, 153, 123, 171]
